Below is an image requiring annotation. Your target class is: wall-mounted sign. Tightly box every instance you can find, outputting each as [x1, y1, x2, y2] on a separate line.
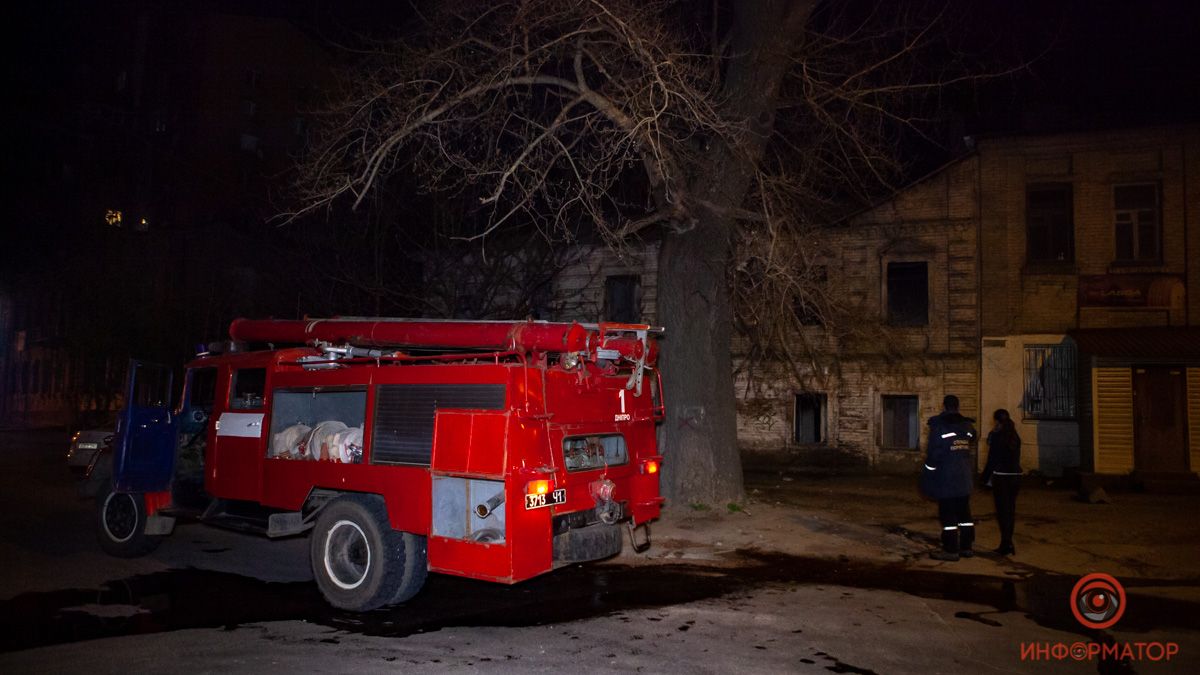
[1078, 274, 1184, 308]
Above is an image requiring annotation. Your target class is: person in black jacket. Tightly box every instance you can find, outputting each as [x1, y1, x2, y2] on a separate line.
[982, 408, 1022, 556]
[920, 395, 977, 561]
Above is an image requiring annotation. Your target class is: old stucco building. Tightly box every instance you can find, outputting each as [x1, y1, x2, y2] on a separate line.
[733, 158, 981, 470]
[976, 126, 1200, 480]
[733, 124, 1200, 480]
[539, 126, 1200, 482]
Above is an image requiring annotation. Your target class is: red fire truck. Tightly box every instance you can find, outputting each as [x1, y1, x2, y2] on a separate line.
[88, 318, 665, 611]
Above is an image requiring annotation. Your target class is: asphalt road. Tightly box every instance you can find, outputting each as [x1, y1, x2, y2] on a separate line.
[1, 431, 1194, 673]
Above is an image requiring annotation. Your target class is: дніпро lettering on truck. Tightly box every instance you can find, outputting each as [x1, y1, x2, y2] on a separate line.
[85, 318, 665, 611]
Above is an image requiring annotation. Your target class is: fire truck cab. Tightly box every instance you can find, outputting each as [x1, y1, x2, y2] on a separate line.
[93, 318, 665, 611]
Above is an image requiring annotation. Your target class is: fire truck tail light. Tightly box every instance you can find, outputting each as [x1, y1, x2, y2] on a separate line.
[526, 479, 552, 496]
[643, 460, 659, 475]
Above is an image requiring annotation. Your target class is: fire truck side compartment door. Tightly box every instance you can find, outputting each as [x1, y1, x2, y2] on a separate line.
[216, 412, 266, 437]
[113, 360, 177, 493]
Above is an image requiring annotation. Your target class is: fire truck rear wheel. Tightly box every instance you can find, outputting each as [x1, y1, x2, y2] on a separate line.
[95, 484, 163, 558]
[310, 496, 427, 611]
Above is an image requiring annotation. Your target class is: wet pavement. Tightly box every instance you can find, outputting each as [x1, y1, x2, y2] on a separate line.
[4, 547, 1197, 655]
[3, 432, 1198, 672]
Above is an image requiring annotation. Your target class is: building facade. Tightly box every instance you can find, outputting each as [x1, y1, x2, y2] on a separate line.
[734, 158, 981, 470]
[738, 125, 1200, 478]
[976, 127, 1200, 479]
[556, 125, 1200, 481]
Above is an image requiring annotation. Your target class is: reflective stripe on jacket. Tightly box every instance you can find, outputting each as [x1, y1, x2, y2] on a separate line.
[921, 412, 977, 499]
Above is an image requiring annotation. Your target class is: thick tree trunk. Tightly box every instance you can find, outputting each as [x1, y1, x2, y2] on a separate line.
[656, 0, 813, 506]
[658, 213, 742, 505]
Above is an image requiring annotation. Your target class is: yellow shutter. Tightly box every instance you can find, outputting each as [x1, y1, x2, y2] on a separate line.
[1189, 368, 1200, 473]
[1092, 367, 1135, 474]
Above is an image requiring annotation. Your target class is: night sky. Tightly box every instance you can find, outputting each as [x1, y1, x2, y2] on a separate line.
[5, 0, 1199, 274]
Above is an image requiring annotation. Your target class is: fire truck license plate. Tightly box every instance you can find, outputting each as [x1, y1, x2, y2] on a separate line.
[525, 488, 566, 510]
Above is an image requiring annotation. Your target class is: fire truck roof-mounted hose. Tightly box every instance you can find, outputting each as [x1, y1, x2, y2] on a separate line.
[229, 317, 595, 353]
[228, 317, 661, 365]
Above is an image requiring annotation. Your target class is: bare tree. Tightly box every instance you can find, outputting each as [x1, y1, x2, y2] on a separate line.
[291, 0, 995, 504]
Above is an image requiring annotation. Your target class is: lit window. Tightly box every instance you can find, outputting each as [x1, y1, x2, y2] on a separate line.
[105, 209, 123, 226]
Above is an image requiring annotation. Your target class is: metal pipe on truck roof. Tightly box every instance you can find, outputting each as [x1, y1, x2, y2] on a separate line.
[228, 318, 592, 353]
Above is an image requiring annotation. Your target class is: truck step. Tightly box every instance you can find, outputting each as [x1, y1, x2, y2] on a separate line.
[201, 513, 270, 535]
[199, 499, 308, 537]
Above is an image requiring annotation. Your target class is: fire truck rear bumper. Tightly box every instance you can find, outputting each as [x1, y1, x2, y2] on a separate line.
[552, 522, 623, 564]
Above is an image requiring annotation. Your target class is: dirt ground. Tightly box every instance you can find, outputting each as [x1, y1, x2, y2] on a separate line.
[3, 434, 1198, 673]
[628, 468, 1200, 593]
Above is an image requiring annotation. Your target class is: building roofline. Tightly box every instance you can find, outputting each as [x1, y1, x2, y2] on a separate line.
[969, 121, 1200, 146]
[833, 151, 977, 226]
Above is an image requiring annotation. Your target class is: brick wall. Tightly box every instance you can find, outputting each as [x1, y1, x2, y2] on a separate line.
[551, 242, 659, 325]
[978, 126, 1200, 335]
[976, 125, 1199, 475]
[736, 157, 982, 465]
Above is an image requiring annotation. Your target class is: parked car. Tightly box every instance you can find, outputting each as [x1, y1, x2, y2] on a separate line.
[68, 428, 113, 472]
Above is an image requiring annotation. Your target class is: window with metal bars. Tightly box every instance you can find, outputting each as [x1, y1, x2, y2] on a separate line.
[1023, 345, 1076, 419]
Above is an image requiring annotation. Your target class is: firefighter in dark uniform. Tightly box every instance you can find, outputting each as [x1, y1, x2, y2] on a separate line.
[920, 395, 977, 561]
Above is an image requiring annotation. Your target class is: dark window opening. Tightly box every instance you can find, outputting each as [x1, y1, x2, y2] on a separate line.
[1023, 345, 1076, 419]
[1114, 183, 1160, 262]
[882, 395, 920, 450]
[187, 368, 217, 409]
[133, 364, 172, 408]
[604, 275, 641, 323]
[886, 262, 928, 326]
[1027, 184, 1074, 263]
[230, 368, 266, 410]
[794, 393, 826, 444]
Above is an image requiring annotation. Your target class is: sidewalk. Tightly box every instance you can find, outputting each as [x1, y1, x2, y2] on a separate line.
[623, 468, 1200, 587]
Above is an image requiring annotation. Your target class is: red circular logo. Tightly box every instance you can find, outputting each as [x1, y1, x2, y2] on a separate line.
[1070, 573, 1126, 629]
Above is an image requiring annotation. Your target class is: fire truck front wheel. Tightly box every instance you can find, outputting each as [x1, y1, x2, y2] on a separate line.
[95, 485, 164, 558]
[310, 496, 428, 612]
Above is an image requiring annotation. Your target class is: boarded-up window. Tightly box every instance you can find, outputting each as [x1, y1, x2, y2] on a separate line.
[882, 395, 920, 450]
[886, 262, 928, 326]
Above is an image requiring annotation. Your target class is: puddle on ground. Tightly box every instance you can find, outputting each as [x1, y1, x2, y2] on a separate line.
[2, 551, 1197, 653]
